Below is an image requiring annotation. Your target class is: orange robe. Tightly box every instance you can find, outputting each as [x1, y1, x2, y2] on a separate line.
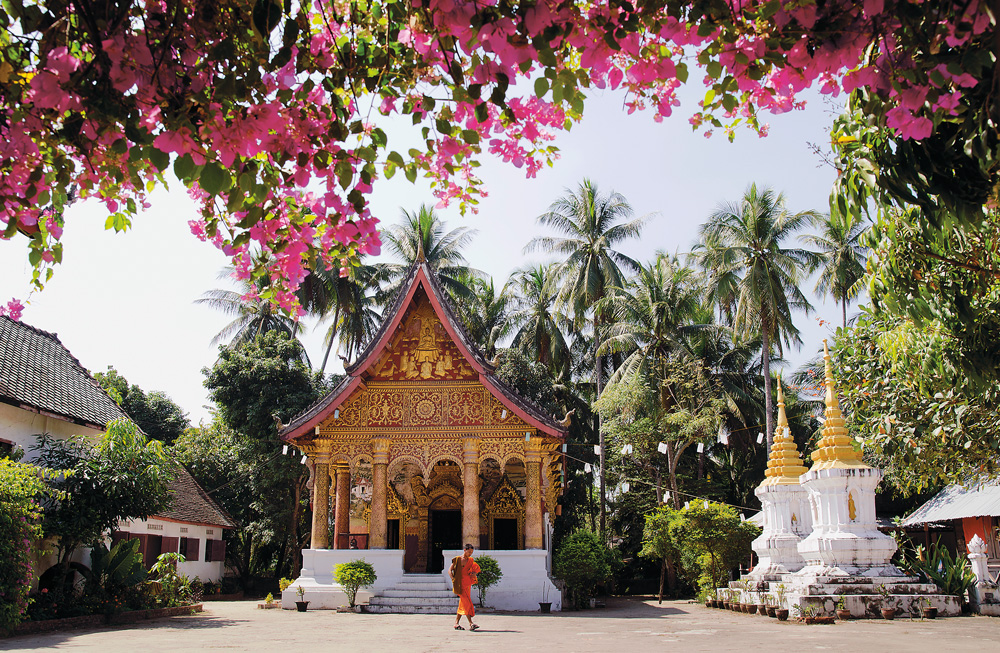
[452, 556, 481, 616]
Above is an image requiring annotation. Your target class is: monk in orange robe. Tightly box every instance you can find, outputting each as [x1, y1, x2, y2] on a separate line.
[449, 543, 481, 630]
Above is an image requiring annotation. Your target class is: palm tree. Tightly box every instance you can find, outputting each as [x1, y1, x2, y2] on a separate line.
[695, 183, 819, 452]
[196, 260, 297, 349]
[526, 178, 648, 540]
[454, 274, 512, 360]
[799, 213, 868, 328]
[377, 204, 479, 305]
[506, 264, 572, 378]
[315, 263, 382, 375]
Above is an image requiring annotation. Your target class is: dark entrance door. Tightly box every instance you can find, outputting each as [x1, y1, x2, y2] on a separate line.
[493, 518, 519, 549]
[429, 510, 462, 573]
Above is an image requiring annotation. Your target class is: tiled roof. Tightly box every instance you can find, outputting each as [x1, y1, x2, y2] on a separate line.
[156, 465, 237, 529]
[0, 316, 129, 429]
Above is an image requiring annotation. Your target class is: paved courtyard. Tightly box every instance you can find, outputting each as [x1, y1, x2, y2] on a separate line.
[3, 597, 1000, 652]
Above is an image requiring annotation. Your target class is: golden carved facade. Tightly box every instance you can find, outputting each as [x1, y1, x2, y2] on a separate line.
[484, 476, 525, 549]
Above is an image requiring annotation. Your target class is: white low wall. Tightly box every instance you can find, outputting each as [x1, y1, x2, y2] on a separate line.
[282, 549, 405, 609]
[442, 549, 561, 611]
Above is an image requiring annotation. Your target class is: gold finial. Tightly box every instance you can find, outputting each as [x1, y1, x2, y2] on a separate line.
[810, 339, 867, 470]
[760, 376, 808, 486]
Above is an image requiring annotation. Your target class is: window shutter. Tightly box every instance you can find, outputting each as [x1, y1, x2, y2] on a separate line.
[162, 537, 179, 554]
[111, 531, 128, 547]
[204, 539, 213, 562]
[215, 539, 226, 562]
[187, 537, 200, 562]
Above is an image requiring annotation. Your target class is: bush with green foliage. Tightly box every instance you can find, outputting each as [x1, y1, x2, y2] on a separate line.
[0, 459, 47, 633]
[668, 501, 760, 594]
[554, 530, 611, 608]
[900, 541, 976, 600]
[473, 555, 503, 607]
[83, 539, 149, 614]
[334, 560, 377, 608]
[148, 553, 193, 607]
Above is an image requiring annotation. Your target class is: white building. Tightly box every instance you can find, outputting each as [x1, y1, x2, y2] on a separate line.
[0, 315, 234, 584]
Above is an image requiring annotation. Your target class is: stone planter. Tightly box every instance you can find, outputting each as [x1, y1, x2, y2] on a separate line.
[746, 604, 757, 615]
[776, 609, 789, 621]
[804, 616, 836, 625]
[922, 607, 938, 619]
[766, 606, 777, 618]
[296, 601, 309, 612]
[881, 608, 895, 620]
[836, 609, 851, 620]
[539, 602, 552, 613]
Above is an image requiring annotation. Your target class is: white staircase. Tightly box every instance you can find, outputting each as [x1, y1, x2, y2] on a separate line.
[365, 573, 459, 614]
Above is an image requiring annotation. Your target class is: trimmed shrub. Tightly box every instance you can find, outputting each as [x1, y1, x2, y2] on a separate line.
[334, 560, 377, 607]
[473, 555, 502, 607]
[554, 530, 611, 608]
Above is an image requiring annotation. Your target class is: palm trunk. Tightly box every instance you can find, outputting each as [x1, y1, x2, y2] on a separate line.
[842, 297, 847, 329]
[318, 303, 342, 376]
[762, 328, 774, 454]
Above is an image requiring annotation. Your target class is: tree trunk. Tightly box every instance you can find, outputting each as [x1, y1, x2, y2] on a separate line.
[655, 468, 662, 504]
[842, 297, 847, 329]
[318, 303, 342, 376]
[762, 328, 773, 454]
[697, 449, 705, 480]
[658, 558, 666, 604]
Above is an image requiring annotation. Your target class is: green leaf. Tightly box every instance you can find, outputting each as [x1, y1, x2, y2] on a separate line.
[200, 163, 231, 195]
[173, 154, 196, 181]
[148, 147, 170, 173]
[706, 61, 723, 79]
[534, 77, 549, 98]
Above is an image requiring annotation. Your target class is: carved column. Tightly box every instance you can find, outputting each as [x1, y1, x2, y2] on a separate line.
[333, 465, 351, 549]
[370, 439, 390, 549]
[462, 436, 480, 547]
[310, 454, 331, 549]
[525, 438, 544, 549]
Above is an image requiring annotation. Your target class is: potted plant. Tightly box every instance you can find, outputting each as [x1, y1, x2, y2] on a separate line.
[921, 598, 938, 620]
[766, 598, 777, 618]
[754, 582, 767, 616]
[835, 595, 851, 620]
[295, 585, 309, 612]
[540, 581, 553, 613]
[474, 555, 503, 611]
[876, 584, 896, 620]
[774, 584, 789, 621]
[335, 559, 378, 611]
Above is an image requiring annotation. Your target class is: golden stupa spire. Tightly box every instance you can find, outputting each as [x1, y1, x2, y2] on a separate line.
[760, 377, 808, 485]
[810, 340, 866, 469]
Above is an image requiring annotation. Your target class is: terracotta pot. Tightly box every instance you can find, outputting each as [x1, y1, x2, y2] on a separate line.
[755, 604, 766, 615]
[746, 604, 757, 615]
[776, 609, 789, 621]
[922, 607, 938, 619]
[836, 609, 851, 620]
[766, 606, 777, 618]
[295, 601, 309, 612]
[881, 608, 895, 620]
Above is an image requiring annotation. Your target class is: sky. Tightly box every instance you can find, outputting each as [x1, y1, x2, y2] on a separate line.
[0, 85, 850, 426]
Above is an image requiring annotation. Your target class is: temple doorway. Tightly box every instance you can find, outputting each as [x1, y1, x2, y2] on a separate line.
[429, 510, 461, 573]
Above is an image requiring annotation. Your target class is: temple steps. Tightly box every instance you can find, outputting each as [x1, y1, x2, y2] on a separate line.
[365, 573, 460, 614]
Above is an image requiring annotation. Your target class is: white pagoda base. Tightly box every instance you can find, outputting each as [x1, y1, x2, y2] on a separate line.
[282, 548, 561, 611]
[746, 483, 811, 580]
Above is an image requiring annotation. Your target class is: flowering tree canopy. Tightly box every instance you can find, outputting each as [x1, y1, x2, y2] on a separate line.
[1, 0, 993, 317]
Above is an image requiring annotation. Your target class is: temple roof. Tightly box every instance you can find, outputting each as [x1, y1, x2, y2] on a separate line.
[280, 261, 567, 441]
[0, 315, 130, 430]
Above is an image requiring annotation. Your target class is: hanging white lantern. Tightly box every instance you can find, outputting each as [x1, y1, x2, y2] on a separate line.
[757, 432, 765, 444]
[704, 500, 710, 509]
[282, 445, 288, 455]
[696, 442, 705, 453]
[657, 442, 668, 454]
[584, 463, 592, 473]
[664, 491, 671, 502]
[718, 424, 730, 445]
[300, 455, 308, 464]
[594, 444, 601, 455]
[622, 481, 630, 493]
[684, 501, 690, 510]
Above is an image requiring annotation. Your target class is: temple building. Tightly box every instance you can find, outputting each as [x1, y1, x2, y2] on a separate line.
[279, 256, 567, 611]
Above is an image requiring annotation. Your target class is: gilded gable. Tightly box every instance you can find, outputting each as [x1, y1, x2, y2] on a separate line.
[369, 289, 477, 382]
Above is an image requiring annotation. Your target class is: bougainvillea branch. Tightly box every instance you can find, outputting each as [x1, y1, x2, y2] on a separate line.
[0, 0, 993, 316]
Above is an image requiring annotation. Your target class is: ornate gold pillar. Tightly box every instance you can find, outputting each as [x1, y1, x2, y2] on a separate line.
[310, 454, 331, 549]
[370, 439, 390, 549]
[525, 438, 544, 549]
[462, 436, 480, 547]
[333, 465, 351, 549]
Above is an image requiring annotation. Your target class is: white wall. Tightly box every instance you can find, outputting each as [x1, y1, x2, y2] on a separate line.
[442, 549, 562, 611]
[0, 402, 103, 462]
[118, 517, 227, 582]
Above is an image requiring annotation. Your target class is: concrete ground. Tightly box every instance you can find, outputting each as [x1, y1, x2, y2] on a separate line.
[3, 597, 1000, 653]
